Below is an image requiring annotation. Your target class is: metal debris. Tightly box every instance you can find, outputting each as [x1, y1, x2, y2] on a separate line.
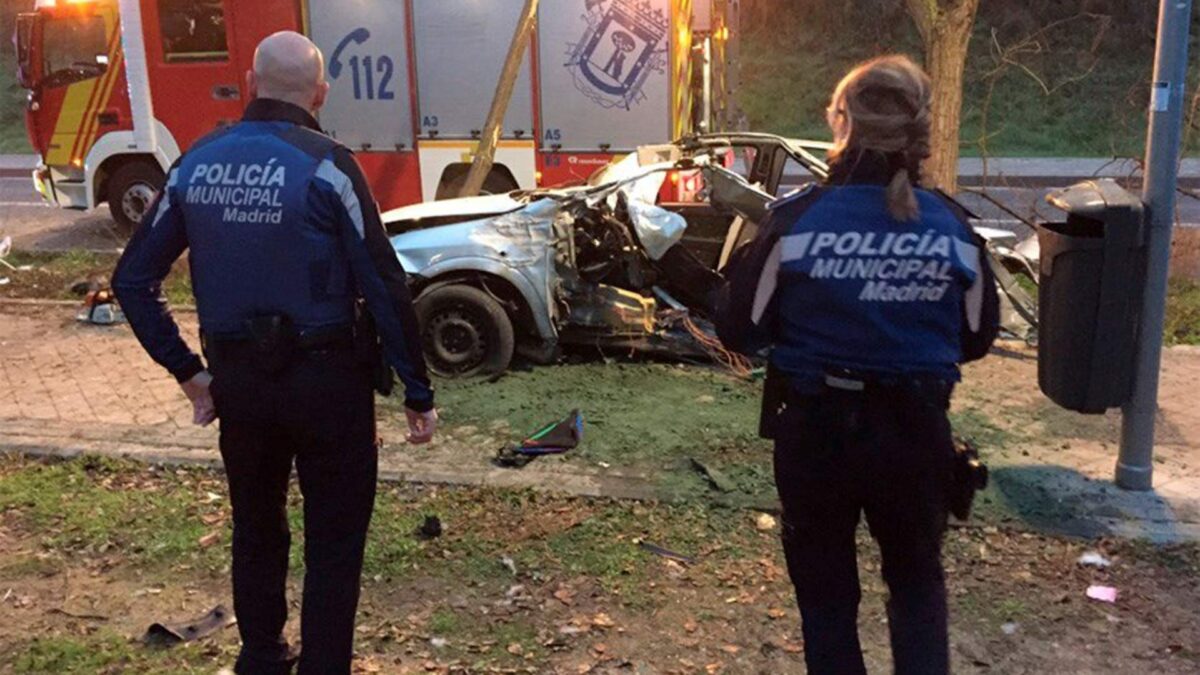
[144, 605, 236, 646]
[638, 541, 696, 566]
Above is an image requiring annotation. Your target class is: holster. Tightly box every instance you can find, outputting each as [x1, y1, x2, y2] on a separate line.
[759, 364, 787, 440]
[355, 301, 394, 397]
[949, 439, 989, 520]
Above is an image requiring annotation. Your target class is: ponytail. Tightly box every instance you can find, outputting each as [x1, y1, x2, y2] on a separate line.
[886, 168, 920, 221]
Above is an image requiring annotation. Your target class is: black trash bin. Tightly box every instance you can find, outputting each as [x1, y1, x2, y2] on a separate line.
[1037, 179, 1145, 414]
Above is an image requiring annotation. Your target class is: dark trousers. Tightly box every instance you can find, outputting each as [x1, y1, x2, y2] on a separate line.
[210, 347, 378, 675]
[773, 382, 954, 675]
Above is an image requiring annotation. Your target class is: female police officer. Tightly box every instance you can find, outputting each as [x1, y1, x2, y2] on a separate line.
[716, 56, 999, 674]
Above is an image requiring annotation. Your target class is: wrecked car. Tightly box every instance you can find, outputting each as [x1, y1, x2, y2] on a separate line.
[383, 134, 1038, 377]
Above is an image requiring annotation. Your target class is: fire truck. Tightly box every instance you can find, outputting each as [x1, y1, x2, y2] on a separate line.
[14, 0, 741, 229]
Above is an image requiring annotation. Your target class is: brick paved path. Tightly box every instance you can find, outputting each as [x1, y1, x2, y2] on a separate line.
[0, 304, 655, 499]
[1, 302, 1198, 539]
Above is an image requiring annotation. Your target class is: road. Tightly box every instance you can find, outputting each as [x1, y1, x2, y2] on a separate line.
[0, 177, 127, 252]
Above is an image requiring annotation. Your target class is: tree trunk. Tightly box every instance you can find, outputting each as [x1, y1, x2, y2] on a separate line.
[906, 0, 980, 193]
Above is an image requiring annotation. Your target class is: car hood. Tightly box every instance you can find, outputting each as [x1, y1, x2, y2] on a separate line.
[390, 198, 562, 273]
[382, 192, 527, 224]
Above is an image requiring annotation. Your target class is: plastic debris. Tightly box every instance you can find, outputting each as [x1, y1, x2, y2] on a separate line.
[1078, 551, 1112, 569]
[496, 410, 584, 467]
[1001, 622, 1019, 635]
[77, 288, 126, 325]
[755, 513, 778, 532]
[430, 637, 448, 649]
[0, 233, 23, 280]
[1086, 585, 1118, 603]
[500, 556, 518, 575]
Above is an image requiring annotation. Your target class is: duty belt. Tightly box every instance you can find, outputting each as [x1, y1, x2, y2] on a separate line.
[822, 369, 953, 395]
[203, 322, 355, 357]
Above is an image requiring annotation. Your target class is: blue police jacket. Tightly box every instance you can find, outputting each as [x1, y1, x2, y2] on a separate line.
[113, 98, 434, 411]
[716, 151, 1000, 392]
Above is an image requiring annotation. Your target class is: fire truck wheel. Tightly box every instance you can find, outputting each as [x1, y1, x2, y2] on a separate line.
[435, 170, 519, 201]
[415, 284, 515, 378]
[107, 162, 165, 231]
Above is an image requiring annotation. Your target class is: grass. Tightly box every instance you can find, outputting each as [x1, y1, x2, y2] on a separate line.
[0, 455, 230, 574]
[3, 455, 1200, 673]
[0, 454, 754, 596]
[0, 250, 194, 305]
[416, 362, 769, 468]
[0, 50, 30, 154]
[735, 8, 1200, 158]
[1165, 279, 1200, 346]
[384, 360, 783, 504]
[0, 455, 755, 590]
[11, 633, 229, 674]
[950, 407, 1017, 452]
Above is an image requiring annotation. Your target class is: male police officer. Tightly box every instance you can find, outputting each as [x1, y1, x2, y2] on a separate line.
[113, 32, 436, 675]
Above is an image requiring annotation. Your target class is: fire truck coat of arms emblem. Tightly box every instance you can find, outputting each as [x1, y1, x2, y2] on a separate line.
[567, 0, 668, 110]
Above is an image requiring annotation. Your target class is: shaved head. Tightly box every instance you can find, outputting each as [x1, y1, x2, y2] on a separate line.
[248, 31, 329, 112]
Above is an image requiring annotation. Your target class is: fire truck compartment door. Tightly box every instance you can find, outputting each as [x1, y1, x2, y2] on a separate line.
[411, 1, 534, 140]
[306, 0, 414, 150]
[537, 0, 673, 152]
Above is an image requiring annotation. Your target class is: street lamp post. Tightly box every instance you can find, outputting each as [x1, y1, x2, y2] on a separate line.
[1117, 0, 1195, 490]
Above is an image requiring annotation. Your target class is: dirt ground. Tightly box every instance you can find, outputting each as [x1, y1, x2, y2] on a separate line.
[1, 456, 1197, 674]
[2, 249, 1200, 672]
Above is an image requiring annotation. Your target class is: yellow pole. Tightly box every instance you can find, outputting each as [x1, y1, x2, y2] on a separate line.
[460, 0, 539, 197]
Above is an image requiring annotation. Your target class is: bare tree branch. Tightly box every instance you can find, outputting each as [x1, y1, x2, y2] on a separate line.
[973, 13, 1111, 190]
[905, 0, 937, 44]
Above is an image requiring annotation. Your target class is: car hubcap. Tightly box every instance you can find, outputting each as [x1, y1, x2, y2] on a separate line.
[122, 182, 157, 224]
[428, 308, 487, 374]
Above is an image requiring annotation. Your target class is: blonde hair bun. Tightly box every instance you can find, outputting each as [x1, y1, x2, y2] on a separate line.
[827, 56, 933, 221]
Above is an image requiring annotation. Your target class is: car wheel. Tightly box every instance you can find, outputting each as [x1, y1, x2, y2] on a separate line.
[415, 284, 515, 378]
[107, 162, 165, 231]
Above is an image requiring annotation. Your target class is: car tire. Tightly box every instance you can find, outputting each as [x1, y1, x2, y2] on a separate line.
[107, 161, 165, 231]
[415, 284, 515, 378]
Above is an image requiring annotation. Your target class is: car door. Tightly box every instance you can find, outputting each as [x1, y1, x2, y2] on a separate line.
[141, 0, 245, 149]
[37, 3, 119, 171]
[665, 142, 773, 269]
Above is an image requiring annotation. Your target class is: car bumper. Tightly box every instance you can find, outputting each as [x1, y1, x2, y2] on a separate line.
[33, 164, 89, 210]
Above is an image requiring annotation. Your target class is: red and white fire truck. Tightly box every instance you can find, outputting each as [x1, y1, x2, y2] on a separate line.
[14, 0, 740, 228]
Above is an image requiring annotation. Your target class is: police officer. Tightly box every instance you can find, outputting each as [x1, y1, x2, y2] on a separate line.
[716, 56, 1000, 674]
[113, 32, 437, 675]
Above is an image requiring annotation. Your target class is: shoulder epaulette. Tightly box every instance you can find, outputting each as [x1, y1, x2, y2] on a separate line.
[278, 125, 342, 161]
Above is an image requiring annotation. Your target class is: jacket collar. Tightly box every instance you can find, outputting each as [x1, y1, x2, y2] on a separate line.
[242, 98, 321, 132]
[826, 149, 922, 187]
